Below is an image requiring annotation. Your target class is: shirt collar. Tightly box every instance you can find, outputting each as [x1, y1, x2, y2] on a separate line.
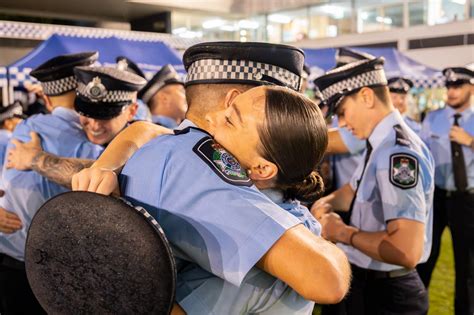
[261, 188, 285, 204]
[51, 107, 80, 123]
[446, 104, 473, 120]
[368, 110, 403, 150]
[176, 119, 197, 130]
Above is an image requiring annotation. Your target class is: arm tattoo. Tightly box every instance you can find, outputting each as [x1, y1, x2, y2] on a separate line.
[31, 152, 94, 189]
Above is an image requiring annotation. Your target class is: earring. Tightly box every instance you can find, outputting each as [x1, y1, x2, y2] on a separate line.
[247, 169, 252, 175]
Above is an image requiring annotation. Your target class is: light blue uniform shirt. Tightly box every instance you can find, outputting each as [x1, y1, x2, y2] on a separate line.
[403, 115, 422, 135]
[340, 111, 435, 271]
[176, 189, 321, 315]
[133, 99, 152, 122]
[152, 115, 178, 129]
[0, 130, 12, 182]
[120, 120, 301, 286]
[421, 105, 474, 190]
[0, 107, 103, 261]
[331, 117, 365, 189]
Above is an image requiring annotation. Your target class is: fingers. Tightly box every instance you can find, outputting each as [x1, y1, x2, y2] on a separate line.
[96, 173, 119, 195]
[10, 138, 23, 148]
[29, 132, 41, 147]
[72, 168, 118, 195]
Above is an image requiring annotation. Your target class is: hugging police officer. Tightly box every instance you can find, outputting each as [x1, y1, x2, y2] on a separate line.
[312, 57, 435, 314]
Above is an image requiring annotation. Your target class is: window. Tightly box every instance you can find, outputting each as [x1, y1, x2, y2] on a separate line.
[309, 2, 353, 39]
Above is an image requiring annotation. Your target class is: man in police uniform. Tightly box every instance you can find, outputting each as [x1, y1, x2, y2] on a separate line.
[0, 103, 25, 235]
[326, 48, 372, 190]
[417, 66, 474, 314]
[6, 66, 145, 188]
[116, 56, 152, 122]
[77, 42, 349, 313]
[0, 52, 103, 314]
[312, 57, 434, 314]
[388, 77, 421, 134]
[137, 64, 186, 128]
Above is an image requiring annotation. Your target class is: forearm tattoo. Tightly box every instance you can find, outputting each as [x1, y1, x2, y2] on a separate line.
[31, 152, 94, 189]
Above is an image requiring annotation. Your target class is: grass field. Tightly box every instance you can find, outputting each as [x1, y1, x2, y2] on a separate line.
[313, 229, 455, 315]
[428, 229, 455, 314]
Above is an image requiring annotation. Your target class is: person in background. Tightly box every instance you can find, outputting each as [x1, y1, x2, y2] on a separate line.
[313, 57, 434, 314]
[0, 102, 25, 235]
[137, 64, 186, 128]
[116, 56, 152, 122]
[388, 77, 421, 134]
[417, 66, 474, 314]
[0, 51, 102, 315]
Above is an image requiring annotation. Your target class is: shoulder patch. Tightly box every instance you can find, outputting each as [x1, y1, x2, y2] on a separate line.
[389, 153, 419, 189]
[192, 136, 253, 187]
[393, 124, 411, 147]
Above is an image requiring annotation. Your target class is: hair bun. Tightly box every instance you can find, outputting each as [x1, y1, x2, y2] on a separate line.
[284, 171, 325, 203]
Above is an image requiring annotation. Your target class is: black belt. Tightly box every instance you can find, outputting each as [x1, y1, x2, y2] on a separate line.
[0, 253, 25, 270]
[435, 187, 474, 197]
[351, 264, 413, 280]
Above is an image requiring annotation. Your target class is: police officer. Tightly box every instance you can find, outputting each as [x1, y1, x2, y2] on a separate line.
[0, 103, 25, 235]
[327, 48, 372, 190]
[72, 42, 351, 313]
[0, 52, 103, 314]
[6, 66, 147, 188]
[116, 56, 152, 122]
[417, 66, 474, 314]
[137, 64, 186, 128]
[388, 77, 421, 134]
[0, 102, 25, 178]
[312, 57, 434, 314]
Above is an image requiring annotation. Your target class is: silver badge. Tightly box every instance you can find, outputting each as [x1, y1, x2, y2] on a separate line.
[85, 77, 107, 101]
[446, 69, 457, 81]
[254, 72, 263, 80]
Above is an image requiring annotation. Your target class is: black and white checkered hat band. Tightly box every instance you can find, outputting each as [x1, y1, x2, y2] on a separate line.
[185, 59, 301, 91]
[141, 72, 178, 104]
[321, 69, 387, 101]
[389, 79, 410, 91]
[77, 82, 136, 103]
[445, 71, 473, 83]
[41, 76, 77, 96]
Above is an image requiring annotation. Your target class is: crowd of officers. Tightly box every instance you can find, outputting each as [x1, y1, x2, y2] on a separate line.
[0, 41, 472, 315]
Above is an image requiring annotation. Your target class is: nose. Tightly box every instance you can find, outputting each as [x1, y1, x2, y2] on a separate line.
[87, 118, 102, 131]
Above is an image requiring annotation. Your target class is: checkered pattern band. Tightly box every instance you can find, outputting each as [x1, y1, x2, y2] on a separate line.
[77, 82, 136, 103]
[41, 76, 77, 96]
[321, 69, 387, 101]
[389, 79, 411, 92]
[185, 59, 302, 91]
[141, 72, 179, 103]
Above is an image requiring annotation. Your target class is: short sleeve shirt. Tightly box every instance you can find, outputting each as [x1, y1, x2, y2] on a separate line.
[342, 111, 435, 271]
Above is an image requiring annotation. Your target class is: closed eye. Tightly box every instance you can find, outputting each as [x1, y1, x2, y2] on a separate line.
[225, 116, 233, 126]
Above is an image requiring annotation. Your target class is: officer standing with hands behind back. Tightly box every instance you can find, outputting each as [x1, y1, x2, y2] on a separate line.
[312, 57, 434, 314]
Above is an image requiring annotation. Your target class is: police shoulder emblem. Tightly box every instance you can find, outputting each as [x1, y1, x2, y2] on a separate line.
[193, 136, 253, 187]
[390, 153, 418, 189]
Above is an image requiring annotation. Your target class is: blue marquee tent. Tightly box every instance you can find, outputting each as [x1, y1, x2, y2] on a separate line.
[303, 47, 444, 89]
[6, 34, 184, 88]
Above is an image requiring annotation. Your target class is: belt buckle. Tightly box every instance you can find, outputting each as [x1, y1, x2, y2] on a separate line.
[388, 268, 411, 278]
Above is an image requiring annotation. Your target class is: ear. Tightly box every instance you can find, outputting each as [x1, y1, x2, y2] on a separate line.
[248, 157, 278, 182]
[126, 103, 139, 120]
[223, 89, 241, 109]
[360, 87, 375, 109]
[43, 95, 54, 112]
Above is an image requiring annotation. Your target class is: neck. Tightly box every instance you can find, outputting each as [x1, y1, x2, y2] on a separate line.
[48, 91, 75, 110]
[451, 101, 471, 113]
[367, 103, 394, 138]
[185, 112, 210, 131]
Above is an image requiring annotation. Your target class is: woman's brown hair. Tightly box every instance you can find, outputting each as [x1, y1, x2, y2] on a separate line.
[258, 86, 328, 203]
